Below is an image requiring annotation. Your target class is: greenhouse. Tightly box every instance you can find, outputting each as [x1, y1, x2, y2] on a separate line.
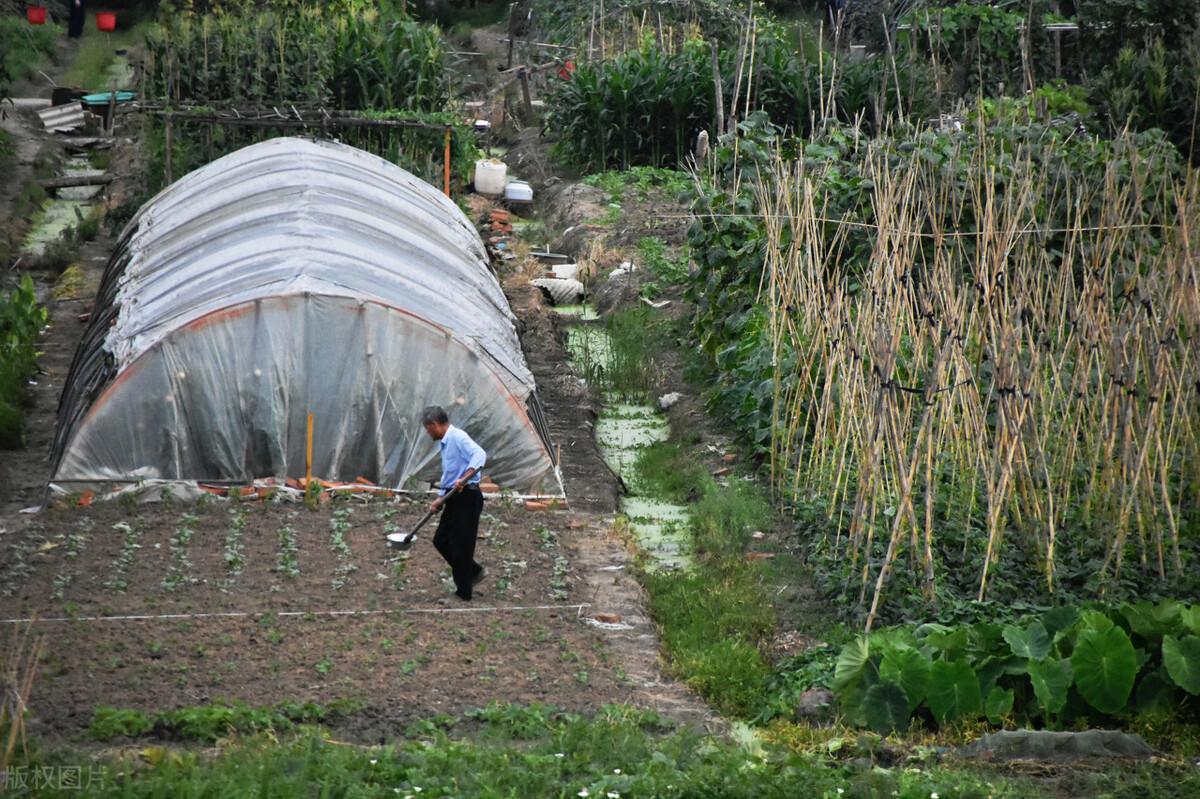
[50, 137, 561, 496]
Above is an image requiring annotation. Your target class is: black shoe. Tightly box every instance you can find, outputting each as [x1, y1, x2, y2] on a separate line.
[472, 566, 487, 587]
[455, 590, 472, 602]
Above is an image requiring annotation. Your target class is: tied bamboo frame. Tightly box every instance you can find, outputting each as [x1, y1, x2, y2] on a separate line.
[752, 128, 1200, 631]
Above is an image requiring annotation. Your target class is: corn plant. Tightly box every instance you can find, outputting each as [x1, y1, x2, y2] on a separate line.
[0, 276, 48, 449]
[144, 0, 447, 112]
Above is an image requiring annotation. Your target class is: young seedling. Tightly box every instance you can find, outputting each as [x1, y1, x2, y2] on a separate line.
[161, 513, 198, 592]
[103, 521, 142, 593]
[276, 515, 300, 580]
[329, 506, 357, 590]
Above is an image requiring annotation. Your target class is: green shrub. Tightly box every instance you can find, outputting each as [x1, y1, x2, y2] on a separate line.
[0, 16, 59, 97]
[834, 600, 1200, 733]
[88, 707, 155, 740]
[635, 456, 777, 718]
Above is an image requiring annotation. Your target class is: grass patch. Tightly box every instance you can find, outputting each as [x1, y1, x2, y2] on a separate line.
[571, 306, 672, 401]
[643, 559, 775, 716]
[53, 703, 1046, 798]
[633, 442, 779, 716]
[0, 16, 59, 93]
[58, 20, 153, 89]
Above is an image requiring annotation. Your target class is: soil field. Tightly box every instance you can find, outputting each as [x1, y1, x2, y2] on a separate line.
[1, 499, 642, 739]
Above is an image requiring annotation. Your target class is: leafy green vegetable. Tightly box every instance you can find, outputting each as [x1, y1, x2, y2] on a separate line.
[879, 644, 931, 712]
[1162, 635, 1200, 695]
[1071, 626, 1138, 715]
[985, 687, 1015, 724]
[1028, 657, 1073, 717]
[1003, 621, 1051, 661]
[926, 660, 982, 724]
[863, 681, 910, 734]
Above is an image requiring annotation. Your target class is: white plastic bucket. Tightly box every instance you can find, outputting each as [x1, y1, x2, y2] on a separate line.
[474, 159, 507, 196]
[504, 180, 534, 203]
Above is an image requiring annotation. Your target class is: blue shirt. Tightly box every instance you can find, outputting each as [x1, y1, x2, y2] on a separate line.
[438, 425, 487, 495]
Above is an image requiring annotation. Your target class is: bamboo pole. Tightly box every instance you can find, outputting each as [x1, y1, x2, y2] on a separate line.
[306, 412, 314, 486]
[443, 126, 452, 198]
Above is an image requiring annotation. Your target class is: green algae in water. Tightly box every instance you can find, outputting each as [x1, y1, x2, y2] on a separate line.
[22, 200, 89, 256]
[554, 304, 599, 320]
[596, 403, 668, 475]
[622, 497, 691, 570]
[565, 318, 692, 568]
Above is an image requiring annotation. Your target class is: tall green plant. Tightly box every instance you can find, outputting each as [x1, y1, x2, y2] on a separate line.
[0, 276, 48, 448]
[145, 0, 447, 112]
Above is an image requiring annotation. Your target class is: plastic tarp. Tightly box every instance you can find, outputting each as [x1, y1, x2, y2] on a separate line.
[51, 137, 562, 496]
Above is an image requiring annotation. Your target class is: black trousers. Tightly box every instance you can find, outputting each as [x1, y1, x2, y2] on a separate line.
[68, 0, 86, 38]
[432, 488, 484, 599]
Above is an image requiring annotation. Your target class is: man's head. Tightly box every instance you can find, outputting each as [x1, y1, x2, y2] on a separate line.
[421, 405, 450, 441]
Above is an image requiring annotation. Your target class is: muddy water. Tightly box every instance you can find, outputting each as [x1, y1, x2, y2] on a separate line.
[563, 309, 692, 569]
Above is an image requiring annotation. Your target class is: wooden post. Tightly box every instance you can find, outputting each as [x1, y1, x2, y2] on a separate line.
[711, 42, 725, 139]
[305, 412, 314, 486]
[164, 114, 174, 186]
[519, 68, 533, 117]
[443, 126, 452, 197]
[106, 80, 117, 136]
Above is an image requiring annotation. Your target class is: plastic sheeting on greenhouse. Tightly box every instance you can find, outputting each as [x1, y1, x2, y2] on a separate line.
[50, 137, 562, 496]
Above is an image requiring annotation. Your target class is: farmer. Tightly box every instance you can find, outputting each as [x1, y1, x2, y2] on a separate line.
[68, 0, 86, 39]
[421, 405, 487, 601]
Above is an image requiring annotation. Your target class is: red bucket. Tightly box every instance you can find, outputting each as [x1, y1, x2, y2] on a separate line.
[27, 6, 47, 24]
[96, 11, 116, 32]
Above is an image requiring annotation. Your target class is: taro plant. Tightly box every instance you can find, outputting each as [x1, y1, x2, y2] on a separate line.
[834, 599, 1200, 733]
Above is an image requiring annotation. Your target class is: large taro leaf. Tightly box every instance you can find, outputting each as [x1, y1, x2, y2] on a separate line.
[1181, 605, 1200, 636]
[926, 659, 982, 724]
[1135, 665, 1179, 712]
[834, 637, 872, 690]
[1071, 625, 1138, 715]
[879, 644, 932, 712]
[1162, 635, 1200, 695]
[1121, 600, 1182, 641]
[985, 686, 1015, 724]
[1042, 606, 1080, 639]
[863, 681, 910, 734]
[1028, 656, 1073, 716]
[1003, 621, 1051, 661]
